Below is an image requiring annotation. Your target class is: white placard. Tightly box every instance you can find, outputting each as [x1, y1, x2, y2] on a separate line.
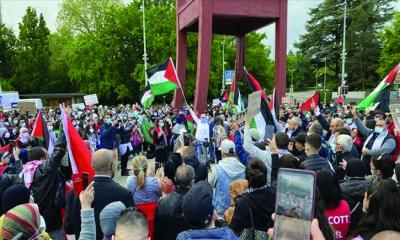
[72, 103, 85, 111]
[1, 92, 19, 109]
[212, 98, 221, 106]
[84, 94, 99, 105]
[247, 91, 261, 117]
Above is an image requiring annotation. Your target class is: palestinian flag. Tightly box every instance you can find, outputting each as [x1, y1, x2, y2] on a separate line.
[31, 111, 50, 152]
[61, 107, 94, 177]
[140, 86, 154, 108]
[147, 58, 179, 96]
[357, 63, 400, 113]
[141, 118, 155, 144]
[299, 92, 320, 111]
[245, 69, 276, 139]
[185, 113, 196, 134]
[227, 71, 245, 113]
[220, 88, 230, 102]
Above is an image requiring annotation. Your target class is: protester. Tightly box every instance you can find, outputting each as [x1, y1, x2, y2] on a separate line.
[78, 181, 96, 240]
[370, 154, 395, 183]
[181, 145, 207, 182]
[177, 181, 238, 240]
[224, 179, 248, 224]
[1, 184, 30, 215]
[333, 134, 357, 180]
[230, 159, 275, 236]
[127, 155, 161, 204]
[0, 203, 50, 240]
[317, 169, 350, 240]
[67, 149, 134, 240]
[153, 165, 195, 240]
[286, 116, 303, 138]
[208, 139, 245, 216]
[301, 133, 333, 172]
[113, 208, 149, 240]
[99, 202, 127, 240]
[339, 159, 371, 231]
[352, 108, 397, 172]
[290, 132, 307, 162]
[349, 179, 400, 239]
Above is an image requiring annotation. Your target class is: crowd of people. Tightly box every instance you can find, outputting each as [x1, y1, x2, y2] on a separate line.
[0, 100, 400, 240]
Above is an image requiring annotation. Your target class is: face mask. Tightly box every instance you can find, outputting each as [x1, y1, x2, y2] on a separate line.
[12, 129, 17, 135]
[20, 123, 26, 128]
[106, 119, 112, 125]
[375, 127, 384, 134]
[13, 120, 18, 125]
[4, 122, 9, 127]
[4, 132, 10, 139]
[306, 113, 311, 119]
[90, 128, 94, 134]
[345, 118, 353, 125]
[47, 126, 53, 131]
[159, 123, 164, 127]
[22, 132, 30, 139]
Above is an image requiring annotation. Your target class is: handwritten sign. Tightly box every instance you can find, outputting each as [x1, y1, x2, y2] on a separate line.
[247, 91, 261, 117]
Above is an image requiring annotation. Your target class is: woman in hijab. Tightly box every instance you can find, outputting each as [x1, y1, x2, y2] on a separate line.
[0, 203, 50, 240]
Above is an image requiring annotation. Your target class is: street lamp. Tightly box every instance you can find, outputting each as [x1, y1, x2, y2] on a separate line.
[141, 0, 148, 85]
[340, 0, 347, 88]
[323, 57, 327, 104]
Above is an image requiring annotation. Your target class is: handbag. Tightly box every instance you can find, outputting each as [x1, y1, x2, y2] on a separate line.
[239, 194, 268, 240]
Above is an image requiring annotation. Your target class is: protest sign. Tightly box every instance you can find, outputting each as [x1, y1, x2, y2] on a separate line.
[0, 92, 19, 110]
[389, 104, 400, 130]
[18, 101, 37, 114]
[235, 111, 247, 130]
[84, 94, 99, 105]
[72, 103, 85, 111]
[212, 98, 221, 106]
[247, 91, 261, 117]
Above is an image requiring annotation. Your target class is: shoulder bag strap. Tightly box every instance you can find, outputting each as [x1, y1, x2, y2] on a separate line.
[241, 194, 255, 230]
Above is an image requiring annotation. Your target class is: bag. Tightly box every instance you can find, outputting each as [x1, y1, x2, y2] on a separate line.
[54, 170, 66, 208]
[239, 194, 268, 240]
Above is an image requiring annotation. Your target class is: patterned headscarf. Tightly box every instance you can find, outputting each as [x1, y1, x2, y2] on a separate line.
[0, 203, 50, 240]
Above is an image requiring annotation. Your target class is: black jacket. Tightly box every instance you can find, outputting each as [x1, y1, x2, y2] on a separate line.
[332, 151, 355, 181]
[153, 187, 190, 240]
[67, 176, 134, 240]
[340, 177, 371, 230]
[0, 131, 66, 231]
[230, 187, 276, 235]
[295, 150, 307, 163]
[183, 155, 207, 182]
[301, 154, 333, 172]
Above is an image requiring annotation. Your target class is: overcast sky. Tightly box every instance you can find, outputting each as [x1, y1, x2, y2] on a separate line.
[1, 0, 399, 58]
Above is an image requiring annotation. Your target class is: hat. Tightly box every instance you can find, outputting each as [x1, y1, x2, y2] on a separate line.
[248, 128, 260, 141]
[1, 185, 30, 215]
[182, 181, 214, 229]
[100, 201, 127, 238]
[346, 158, 367, 177]
[0, 203, 50, 240]
[219, 139, 235, 154]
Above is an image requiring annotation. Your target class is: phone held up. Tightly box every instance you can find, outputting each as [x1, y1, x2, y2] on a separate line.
[72, 172, 90, 196]
[274, 168, 317, 240]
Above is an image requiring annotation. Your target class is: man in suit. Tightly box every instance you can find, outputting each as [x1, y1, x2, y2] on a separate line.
[286, 116, 303, 138]
[66, 149, 134, 240]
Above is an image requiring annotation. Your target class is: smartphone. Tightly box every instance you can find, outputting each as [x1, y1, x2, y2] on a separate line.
[82, 172, 90, 189]
[274, 168, 317, 240]
[264, 125, 275, 142]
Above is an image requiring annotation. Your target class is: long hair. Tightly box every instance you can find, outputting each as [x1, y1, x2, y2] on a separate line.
[132, 155, 148, 190]
[351, 180, 400, 237]
[314, 190, 336, 240]
[317, 169, 342, 209]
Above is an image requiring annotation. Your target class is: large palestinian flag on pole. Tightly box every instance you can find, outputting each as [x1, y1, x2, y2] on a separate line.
[146, 58, 179, 96]
[357, 63, 400, 113]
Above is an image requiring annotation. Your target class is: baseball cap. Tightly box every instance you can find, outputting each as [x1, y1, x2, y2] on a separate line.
[100, 201, 127, 239]
[219, 139, 235, 154]
[182, 181, 214, 229]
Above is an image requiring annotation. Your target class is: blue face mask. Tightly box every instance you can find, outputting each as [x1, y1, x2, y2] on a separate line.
[375, 127, 384, 134]
[345, 118, 353, 125]
[106, 119, 112, 125]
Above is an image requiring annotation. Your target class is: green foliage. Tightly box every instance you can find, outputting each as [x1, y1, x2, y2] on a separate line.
[378, 12, 400, 76]
[13, 7, 51, 94]
[295, 0, 395, 91]
[0, 23, 16, 79]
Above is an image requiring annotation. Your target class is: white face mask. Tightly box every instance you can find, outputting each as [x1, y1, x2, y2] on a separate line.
[4, 132, 10, 138]
[90, 128, 94, 134]
[47, 126, 53, 131]
[159, 122, 164, 127]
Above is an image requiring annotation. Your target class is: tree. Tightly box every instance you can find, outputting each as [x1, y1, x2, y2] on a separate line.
[13, 7, 51, 93]
[0, 23, 16, 80]
[295, 0, 394, 91]
[378, 12, 400, 77]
